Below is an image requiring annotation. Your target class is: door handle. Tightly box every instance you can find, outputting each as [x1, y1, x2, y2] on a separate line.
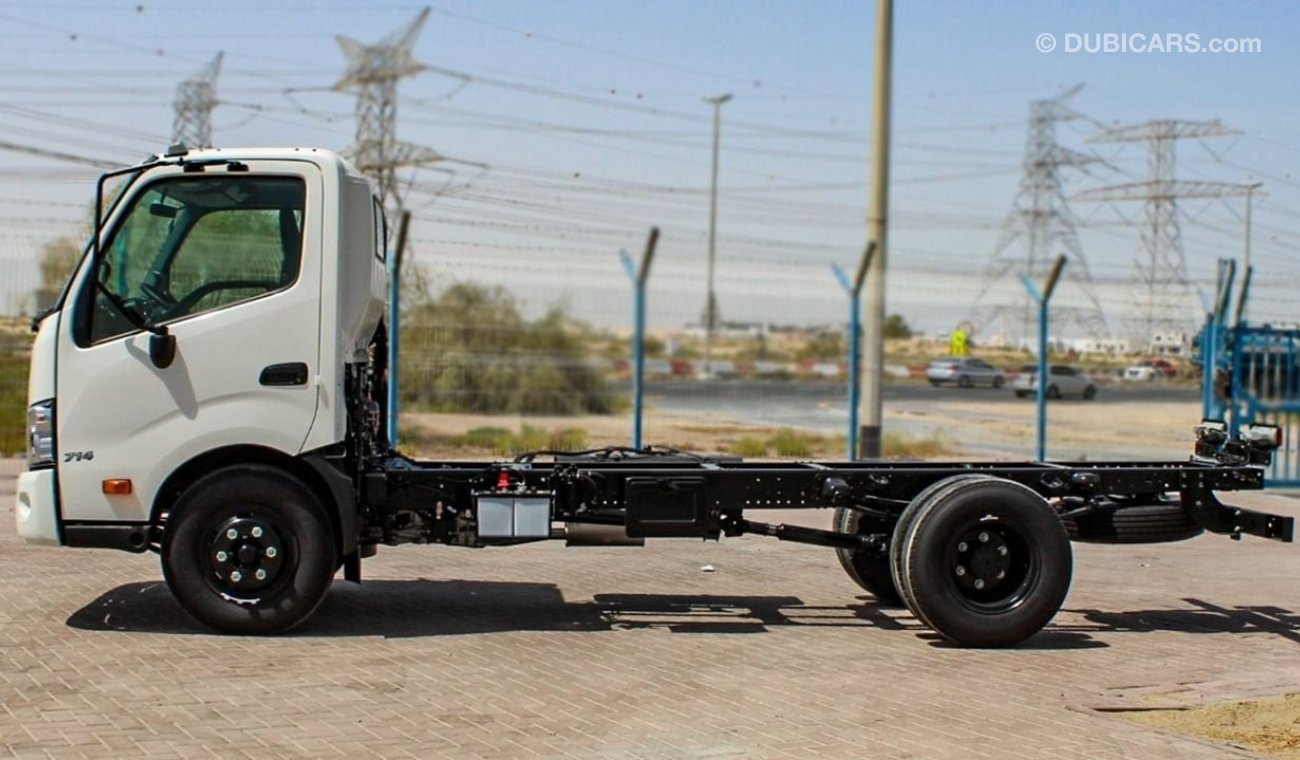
[259, 362, 309, 386]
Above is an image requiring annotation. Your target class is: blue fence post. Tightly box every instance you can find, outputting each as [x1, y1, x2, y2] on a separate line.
[386, 210, 411, 450]
[1018, 255, 1066, 462]
[1202, 258, 1236, 423]
[832, 264, 859, 459]
[833, 242, 876, 460]
[620, 228, 659, 449]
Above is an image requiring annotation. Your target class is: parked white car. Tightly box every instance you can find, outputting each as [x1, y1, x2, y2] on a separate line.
[1013, 365, 1097, 400]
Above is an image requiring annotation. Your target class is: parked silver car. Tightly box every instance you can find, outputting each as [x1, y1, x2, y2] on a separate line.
[927, 357, 1005, 388]
[1013, 364, 1097, 400]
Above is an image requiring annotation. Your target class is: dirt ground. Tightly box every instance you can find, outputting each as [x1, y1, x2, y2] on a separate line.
[1128, 694, 1300, 758]
[402, 397, 1204, 462]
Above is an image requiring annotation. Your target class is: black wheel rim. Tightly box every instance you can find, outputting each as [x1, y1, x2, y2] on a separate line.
[945, 519, 1037, 613]
[202, 513, 294, 602]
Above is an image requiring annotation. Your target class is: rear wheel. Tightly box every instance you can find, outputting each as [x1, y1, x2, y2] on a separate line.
[992, 376, 1004, 389]
[957, 375, 973, 388]
[1082, 385, 1097, 400]
[896, 478, 1072, 647]
[834, 507, 902, 606]
[1047, 385, 1061, 399]
[162, 465, 336, 634]
[890, 474, 999, 626]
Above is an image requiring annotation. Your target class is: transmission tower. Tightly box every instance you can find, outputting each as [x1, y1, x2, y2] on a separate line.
[970, 84, 1109, 346]
[1073, 119, 1249, 348]
[172, 52, 223, 149]
[335, 7, 441, 217]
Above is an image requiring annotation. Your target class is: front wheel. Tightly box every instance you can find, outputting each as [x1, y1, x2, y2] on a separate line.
[162, 465, 336, 634]
[1082, 385, 1097, 400]
[992, 376, 1004, 389]
[895, 478, 1072, 647]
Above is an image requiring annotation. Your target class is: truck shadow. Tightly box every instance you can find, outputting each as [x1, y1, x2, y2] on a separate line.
[65, 580, 924, 639]
[1063, 597, 1300, 644]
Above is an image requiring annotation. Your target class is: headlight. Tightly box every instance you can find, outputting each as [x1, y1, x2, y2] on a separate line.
[27, 399, 55, 468]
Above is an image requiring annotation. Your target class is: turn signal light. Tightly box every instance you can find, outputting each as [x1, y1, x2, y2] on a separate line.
[1241, 424, 1283, 449]
[102, 479, 133, 495]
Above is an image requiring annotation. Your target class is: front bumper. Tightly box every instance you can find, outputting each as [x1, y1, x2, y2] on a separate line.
[15, 469, 61, 546]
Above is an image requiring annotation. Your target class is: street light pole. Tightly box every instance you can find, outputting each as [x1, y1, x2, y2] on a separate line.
[860, 0, 893, 459]
[703, 93, 732, 378]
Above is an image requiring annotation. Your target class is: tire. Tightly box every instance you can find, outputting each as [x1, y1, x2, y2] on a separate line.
[1063, 502, 1203, 544]
[1082, 385, 1096, 400]
[957, 375, 973, 388]
[896, 478, 1072, 648]
[890, 474, 999, 626]
[992, 376, 1004, 389]
[1015, 390, 1030, 399]
[834, 507, 902, 606]
[1047, 385, 1061, 400]
[161, 465, 337, 634]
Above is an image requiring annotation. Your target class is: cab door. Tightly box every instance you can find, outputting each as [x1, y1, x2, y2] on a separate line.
[55, 163, 323, 524]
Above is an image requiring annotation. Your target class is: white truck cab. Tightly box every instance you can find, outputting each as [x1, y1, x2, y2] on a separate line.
[17, 146, 385, 553]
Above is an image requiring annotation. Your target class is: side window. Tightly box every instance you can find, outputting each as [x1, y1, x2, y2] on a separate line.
[85, 176, 305, 344]
[373, 197, 387, 261]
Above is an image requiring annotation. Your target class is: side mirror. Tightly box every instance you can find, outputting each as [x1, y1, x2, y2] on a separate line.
[149, 329, 176, 369]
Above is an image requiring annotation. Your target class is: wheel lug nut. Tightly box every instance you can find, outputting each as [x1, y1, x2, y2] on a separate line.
[996, 570, 1006, 579]
[265, 547, 277, 558]
[251, 527, 263, 538]
[955, 566, 967, 576]
[230, 570, 242, 582]
[215, 551, 227, 562]
[226, 528, 238, 540]
[974, 579, 985, 590]
[957, 541, 968, 552]
[255, 569, 267, 581]
[998, 545, 1008, 556]
[978, 532, 990, 543]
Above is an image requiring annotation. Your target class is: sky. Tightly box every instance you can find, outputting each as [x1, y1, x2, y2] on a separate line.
[1, 0, 1297, 342]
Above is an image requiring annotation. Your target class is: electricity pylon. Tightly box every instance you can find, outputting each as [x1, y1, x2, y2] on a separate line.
[172, 52, 223, 149]
[335, 7, 441, 216]
[1074, 119, 1249, 347]
[970, 85, 1108, 346]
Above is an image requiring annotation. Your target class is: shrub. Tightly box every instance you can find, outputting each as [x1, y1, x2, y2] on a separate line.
[768, 428, 815, 458]
[730, 436, 769, 458]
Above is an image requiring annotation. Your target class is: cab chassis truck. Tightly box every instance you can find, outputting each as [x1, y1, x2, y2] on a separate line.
[14, 147, 1294, 647]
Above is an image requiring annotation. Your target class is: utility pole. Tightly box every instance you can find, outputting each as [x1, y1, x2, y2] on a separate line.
[1240, 181, 1263, 325]
[172, 52, 223, 149]
[702, 93, 732, 378]
[860, 0, 892, 459]
[1243, 181, 1263, 274]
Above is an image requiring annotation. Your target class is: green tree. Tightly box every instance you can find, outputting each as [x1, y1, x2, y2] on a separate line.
[884, 313, 913, 339]
[399, 281, 614, 415]
[35, 236, 82, 311]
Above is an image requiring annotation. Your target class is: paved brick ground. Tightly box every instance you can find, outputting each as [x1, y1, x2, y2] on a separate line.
[2, 457, 1299, 759]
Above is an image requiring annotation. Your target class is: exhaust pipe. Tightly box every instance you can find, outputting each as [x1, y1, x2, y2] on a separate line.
[565, 522, 645, 547]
